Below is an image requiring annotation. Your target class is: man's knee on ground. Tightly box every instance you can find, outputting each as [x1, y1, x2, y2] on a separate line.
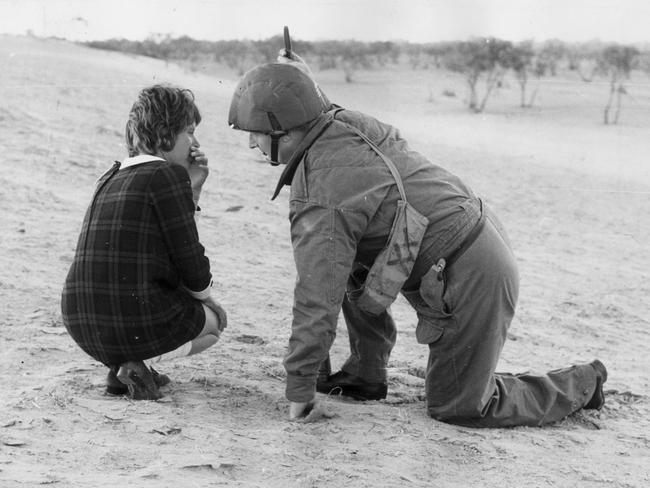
[426, 391, 487, 423]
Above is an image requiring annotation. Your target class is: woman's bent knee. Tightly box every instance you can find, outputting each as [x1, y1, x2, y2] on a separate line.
[189, 334, 219, 355]
[200, 303, 222, 337]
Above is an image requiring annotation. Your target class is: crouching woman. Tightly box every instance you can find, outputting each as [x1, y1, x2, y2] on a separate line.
[61, 84, 226, 400]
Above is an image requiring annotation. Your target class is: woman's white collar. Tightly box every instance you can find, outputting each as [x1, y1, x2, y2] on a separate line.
[120, 154, 165, 170]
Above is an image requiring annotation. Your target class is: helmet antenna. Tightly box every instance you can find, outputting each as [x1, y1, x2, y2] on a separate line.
[265, 26, 292, 166]
[283, 26, 292, 58]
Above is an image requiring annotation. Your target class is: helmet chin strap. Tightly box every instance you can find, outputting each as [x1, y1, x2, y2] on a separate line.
[267, 112, 284, 166]
[270, 134, 281, 166]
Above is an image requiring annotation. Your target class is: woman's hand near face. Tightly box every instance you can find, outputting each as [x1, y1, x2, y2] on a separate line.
[187, 146, 209, 204]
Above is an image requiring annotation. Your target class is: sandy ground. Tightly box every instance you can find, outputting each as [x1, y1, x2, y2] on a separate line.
[1, 35, 649, 487]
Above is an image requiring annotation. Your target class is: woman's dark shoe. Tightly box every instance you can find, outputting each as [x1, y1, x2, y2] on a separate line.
[150, 366, 171, 388]
[106, 365, 129, 396]
[316, 370, 387, 401]
[584, 359, 608, 410]
[117, 361, 163, 400]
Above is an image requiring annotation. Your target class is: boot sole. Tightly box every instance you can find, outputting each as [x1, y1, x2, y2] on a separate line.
[317, 384, 387, 401]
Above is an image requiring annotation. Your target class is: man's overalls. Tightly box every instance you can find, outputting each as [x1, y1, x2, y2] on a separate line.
[332, 124, 599, 427]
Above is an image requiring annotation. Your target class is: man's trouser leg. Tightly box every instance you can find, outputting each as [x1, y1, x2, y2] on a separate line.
[404, 208, 598, 427]
[340, 273, 397, 383]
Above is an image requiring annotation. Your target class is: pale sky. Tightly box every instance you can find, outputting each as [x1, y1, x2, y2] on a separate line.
[0, 0, 648, 44]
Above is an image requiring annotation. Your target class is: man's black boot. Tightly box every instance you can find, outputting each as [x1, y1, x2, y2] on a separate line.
[316, 370, 387, 401]
[584, 359, 608, 410]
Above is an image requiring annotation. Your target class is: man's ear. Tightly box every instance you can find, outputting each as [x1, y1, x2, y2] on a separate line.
[282, 128, 306, 144]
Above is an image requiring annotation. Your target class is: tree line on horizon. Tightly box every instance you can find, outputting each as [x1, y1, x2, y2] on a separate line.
[84, 35, 650, 124]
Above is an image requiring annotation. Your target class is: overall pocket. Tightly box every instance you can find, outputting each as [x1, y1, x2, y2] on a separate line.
[356, 200, 429, 315]
[402, 261, 453, 344]
[402, 287, 447, 345]
[419, 262, 453, 317]
[346, 263, 369, 302]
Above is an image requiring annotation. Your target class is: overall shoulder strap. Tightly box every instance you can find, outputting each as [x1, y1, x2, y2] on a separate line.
[337, 119, 408, 202]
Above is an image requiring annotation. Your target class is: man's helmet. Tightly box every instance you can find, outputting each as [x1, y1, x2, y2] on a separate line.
[228, 63, 327, 134]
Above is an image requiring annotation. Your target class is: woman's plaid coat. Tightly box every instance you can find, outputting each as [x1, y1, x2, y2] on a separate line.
[61, 160, 212, 366]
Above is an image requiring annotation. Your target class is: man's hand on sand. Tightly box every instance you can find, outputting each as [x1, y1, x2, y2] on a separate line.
[289, 400, 335, 423]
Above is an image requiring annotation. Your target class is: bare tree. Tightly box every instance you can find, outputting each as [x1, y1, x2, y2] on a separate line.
[443, 38, 513, 113]
[312, 40, 372, 83]
[508, 41, 536, 107]
[639, 51, 650, 76]
[538, 39, 566, 76]
[219, 40, 264, 75]
[566, 41, 605, 82]
[598, 45, 639, 124]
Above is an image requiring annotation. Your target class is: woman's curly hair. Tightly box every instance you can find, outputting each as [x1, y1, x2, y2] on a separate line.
[125, 84, 202, 157]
